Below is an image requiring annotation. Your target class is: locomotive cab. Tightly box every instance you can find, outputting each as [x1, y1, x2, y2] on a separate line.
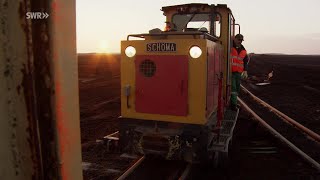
[119, 3, 239, 165]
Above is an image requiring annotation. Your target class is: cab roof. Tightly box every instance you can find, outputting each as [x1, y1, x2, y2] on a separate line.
[161, 3, 210, 13]
[161, 3, 231, 13]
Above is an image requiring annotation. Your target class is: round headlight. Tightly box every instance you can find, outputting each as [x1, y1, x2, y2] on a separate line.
[189, 46, 202, 58]
[125, 46, 136, 58]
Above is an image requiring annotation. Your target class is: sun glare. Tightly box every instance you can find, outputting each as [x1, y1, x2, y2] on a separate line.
[98, 40, 109, 53]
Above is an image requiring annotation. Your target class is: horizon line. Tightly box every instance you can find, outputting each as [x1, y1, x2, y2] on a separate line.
[77, 52, 320, 56]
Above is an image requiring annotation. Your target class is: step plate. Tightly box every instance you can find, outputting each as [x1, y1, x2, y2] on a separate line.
[211, 108, 239, 151]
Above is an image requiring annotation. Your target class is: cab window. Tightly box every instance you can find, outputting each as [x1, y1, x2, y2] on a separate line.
[214, 13, 221, 37]
[172, 13, 210, 32]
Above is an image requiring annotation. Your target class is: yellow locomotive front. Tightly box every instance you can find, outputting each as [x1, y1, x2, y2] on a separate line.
[121, 38, 217, 124]
[119, 3, 238, 164]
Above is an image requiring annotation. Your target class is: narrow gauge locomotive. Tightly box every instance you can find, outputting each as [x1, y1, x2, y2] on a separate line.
[119, 3, 240, 165]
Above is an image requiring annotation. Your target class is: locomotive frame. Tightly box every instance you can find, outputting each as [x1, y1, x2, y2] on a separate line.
[119, 3, 240, 166]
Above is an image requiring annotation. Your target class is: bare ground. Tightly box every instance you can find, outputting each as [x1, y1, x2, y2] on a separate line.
[78, 53, 320, 179]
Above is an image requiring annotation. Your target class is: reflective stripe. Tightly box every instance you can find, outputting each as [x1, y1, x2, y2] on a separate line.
[231, 56, 244, 61]
[232, 63, 243, 67]
[231, 48, 247, 73]
[232, 58, 243, 63]
[231, 92, 238, 95]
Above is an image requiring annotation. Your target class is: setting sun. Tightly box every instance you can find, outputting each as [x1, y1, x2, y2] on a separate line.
[98, 40, 109, 53]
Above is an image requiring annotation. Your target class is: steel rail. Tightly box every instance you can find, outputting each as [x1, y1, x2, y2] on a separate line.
[241, 85, 320, 142]
[104, 131, 119, 139]
[238, 98, 320, 171]
[117, 156, 145, 180]
[178, 163, 192, 180]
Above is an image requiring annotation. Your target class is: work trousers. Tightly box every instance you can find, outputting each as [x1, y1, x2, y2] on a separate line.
[231, 72, 241, 106]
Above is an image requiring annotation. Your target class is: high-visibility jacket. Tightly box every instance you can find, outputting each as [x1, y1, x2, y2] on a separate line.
[231, 47, 247, 73]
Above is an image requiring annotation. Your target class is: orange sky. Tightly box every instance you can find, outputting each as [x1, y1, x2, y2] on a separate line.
[76, 0, 320, 55]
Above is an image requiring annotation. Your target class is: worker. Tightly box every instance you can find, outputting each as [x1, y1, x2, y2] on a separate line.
[164, 21, 177, 32]
[230, 34, 249, 111]
[164, 21, 171, 31]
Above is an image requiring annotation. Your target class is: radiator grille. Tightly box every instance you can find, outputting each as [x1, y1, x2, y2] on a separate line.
[139, 59, 156, 77]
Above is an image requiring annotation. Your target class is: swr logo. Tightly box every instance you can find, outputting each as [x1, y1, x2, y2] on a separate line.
[26, 12, 49, 19]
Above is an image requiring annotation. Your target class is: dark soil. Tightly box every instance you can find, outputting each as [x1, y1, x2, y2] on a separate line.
[78, 53, 320, 179]
[243, 54, 320, 134]
[189, 114, 320, 180]
[78, 53, 120, 143]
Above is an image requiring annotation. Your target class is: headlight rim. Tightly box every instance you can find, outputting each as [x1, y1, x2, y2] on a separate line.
[125, 45, 136, 58]
[189, 45, 202, 59]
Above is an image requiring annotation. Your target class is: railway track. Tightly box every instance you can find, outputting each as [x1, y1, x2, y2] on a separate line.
[116, 157, 191, 180]
[82, 100, 320, 179]
[95, 87, 320, 178]
[239, 85, 320, 171]
[102, 132, 192, 180]
[81, 78, 320, 179]
[117, 156, 145, 180]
